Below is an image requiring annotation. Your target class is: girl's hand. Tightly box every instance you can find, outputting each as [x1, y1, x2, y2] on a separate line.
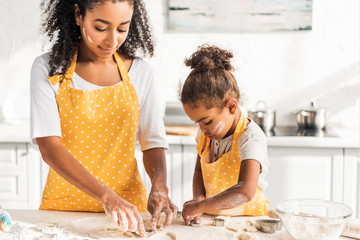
[102, 193, 146, 238]
[183, 196, 205, 206]
[182, 198, 205, 225]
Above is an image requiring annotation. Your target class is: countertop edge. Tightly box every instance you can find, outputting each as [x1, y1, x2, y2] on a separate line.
[0, 123, 359, 149]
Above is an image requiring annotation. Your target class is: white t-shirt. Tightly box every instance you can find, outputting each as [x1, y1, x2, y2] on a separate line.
[196, 119, 269, 190]
[30, 52, 168, 152]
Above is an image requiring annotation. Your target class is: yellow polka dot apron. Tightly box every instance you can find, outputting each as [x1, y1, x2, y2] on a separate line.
[40, 51, 147, 212]
[197, 113, 269, 216]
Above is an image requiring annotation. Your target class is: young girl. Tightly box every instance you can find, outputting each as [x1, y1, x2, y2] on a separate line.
[180, 45, 269, 225]
[31, 0, 177, 235]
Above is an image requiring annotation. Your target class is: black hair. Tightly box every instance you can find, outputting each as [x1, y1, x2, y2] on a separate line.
[40, 0, 154, 77]
[180, 44, 240, 109]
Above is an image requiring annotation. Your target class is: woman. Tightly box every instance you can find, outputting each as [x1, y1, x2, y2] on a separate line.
[30, 0, 177, 237]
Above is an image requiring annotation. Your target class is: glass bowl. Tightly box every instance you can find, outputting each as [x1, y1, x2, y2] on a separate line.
[276, 199, 352, 240]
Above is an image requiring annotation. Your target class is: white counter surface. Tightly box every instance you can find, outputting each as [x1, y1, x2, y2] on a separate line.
[0, 122, 359, 149]
[1, 209, 351, 240]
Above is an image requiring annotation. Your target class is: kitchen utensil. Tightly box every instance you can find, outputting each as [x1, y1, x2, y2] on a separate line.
[213, 216, 225, 226]
[296, 101, 328, 129]
[0, 209, 13, 232]
[248, 101, 276, 133]
[276, 198, 352, 240]
[255, 219, 282, 233]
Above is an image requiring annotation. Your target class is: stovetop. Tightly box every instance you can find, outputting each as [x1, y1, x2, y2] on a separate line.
[263, 126, 337, 138]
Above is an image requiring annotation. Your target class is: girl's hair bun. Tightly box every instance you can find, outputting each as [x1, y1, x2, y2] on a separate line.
[185, 44, 234, 72]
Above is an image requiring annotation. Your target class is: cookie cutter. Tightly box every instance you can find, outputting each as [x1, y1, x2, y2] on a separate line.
[255, 219, 282, 233]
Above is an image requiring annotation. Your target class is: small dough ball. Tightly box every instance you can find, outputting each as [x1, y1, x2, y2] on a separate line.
[238, 233, 256, 240]
[267, 209, 279, 219]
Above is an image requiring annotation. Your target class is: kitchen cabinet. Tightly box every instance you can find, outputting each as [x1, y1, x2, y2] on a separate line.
[264, 147, 344, 210]
[136, 143, 359, 216]
[136, 144, 197, 210]
[0, 134, 358, 218]
[343, 148, 360, 218]
[0, 143, 41, 209]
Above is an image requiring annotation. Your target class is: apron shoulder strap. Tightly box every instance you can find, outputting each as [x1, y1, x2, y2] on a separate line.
[48, 51, 78, 85]
[196, 132, 209, 155]
[114, 52, 130, 82]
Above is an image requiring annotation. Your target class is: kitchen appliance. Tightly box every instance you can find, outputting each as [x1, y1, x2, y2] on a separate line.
[276, 199, 352, 240]
[267, 126, 336, 137]
[296, 101, 328, 130]
[248, 101, 276, 133]
[163, 102, 195, 126]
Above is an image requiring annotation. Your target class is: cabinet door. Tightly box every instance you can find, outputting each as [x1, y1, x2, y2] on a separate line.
[135, 144, 184, 210]
[27, 144, 43, 209]
[265, 147, 343, 210]
[182, 145, 197, 205]
[0, 143, 28, 208]
[343, 148, 360, 218]
[165, 145, 183, 209]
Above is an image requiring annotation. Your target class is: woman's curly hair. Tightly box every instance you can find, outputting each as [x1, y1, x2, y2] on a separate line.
[40, 0, 154, 77]
[180, 44, 240, 109]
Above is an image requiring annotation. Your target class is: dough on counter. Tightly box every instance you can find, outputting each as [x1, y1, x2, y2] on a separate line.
[267, 210, 279, 219]
[341, 220, 360, 239]
[226, 219, 256, 233]
[87, 228, 125, 238]
[37, 223, 59, 234]
[237, 233, 257, 240]
[167, 231, 176, 239]
[225, 225, 238, 232]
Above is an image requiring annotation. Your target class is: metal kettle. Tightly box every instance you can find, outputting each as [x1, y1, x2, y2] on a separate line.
[296, 101, 328, 130]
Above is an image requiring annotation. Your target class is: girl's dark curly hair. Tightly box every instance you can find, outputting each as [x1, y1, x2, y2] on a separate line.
[40, 0, 154, 77]
[180, 44, 240, 109]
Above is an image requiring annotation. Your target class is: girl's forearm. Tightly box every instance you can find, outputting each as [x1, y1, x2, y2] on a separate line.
[198, 183, 249, 212]
[192, 155, 205, 199]
[192, 169, 205, 199]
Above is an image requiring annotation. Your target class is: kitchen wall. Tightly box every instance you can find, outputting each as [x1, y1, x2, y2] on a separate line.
[0, 0, 359, 129]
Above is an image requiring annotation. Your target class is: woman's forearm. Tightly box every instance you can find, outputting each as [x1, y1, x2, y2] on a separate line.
[142, 148, 168, 191]
[37, 136, 113, 204]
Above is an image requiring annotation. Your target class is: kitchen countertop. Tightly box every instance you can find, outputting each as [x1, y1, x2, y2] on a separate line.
[2, 209, 351, 240]
[166, 126, 360, 149]
[0, 122, 359, 149]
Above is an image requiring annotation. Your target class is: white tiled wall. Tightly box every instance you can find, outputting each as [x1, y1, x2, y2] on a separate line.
[0, 0, 359, 129]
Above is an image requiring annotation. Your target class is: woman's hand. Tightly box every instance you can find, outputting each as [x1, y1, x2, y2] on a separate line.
[182, 197, 205, 225]
[102, 192, 146, 238]
[142, 148, 178, 230]
[147, 186, 178, 230]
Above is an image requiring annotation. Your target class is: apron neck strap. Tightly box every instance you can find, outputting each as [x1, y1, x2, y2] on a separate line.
[113, 51, 130, 82]
[231, 112, 248, 148]
[48, 50, 130, 85]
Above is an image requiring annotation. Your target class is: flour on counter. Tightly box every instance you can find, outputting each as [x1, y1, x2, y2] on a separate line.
[2, 212, 300, 240]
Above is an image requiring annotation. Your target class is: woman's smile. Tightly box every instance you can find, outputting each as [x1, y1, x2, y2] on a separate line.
[98, 46, 115, 54]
